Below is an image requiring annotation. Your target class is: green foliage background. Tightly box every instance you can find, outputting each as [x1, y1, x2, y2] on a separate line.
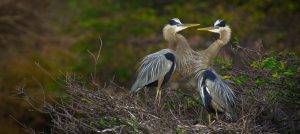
[63, 0, 300, 85]
[0, 0, 299, 133]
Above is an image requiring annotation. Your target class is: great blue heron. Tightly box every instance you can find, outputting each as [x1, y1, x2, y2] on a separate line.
[130, 18, 199, 105]
[194, 20, 236, 124]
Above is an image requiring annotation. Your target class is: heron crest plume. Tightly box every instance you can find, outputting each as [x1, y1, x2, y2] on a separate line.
[169, 18, 182, 25]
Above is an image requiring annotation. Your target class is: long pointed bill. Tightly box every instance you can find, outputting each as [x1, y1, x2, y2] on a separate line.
[175, 24, 200, 32]
[183, 24, 200, 28]
[177, 23, 200, 28]
[197, 26, 217, 31]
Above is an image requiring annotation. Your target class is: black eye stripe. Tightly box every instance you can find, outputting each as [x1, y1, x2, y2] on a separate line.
[216, 20, 226, 27]
[169, 19, 180, 25]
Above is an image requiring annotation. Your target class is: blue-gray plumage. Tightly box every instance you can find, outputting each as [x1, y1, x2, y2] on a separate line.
[130, 18, 200, 105]
[196, 20, 236, 123]
[130, 49, 176, 94]
[145, 53, 175, 87]
[198, 70, 236, 119]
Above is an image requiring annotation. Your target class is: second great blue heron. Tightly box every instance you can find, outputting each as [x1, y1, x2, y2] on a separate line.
[194, 20, 237, 124]
[130, 18, 199, 105]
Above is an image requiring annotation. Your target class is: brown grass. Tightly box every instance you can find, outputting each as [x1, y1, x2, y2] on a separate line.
[18, 43, 300, 133]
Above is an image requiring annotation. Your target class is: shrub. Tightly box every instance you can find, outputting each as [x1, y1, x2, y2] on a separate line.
[20, 46, 299, 133]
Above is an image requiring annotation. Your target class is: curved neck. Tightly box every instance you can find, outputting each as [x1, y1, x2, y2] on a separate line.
[175, 34, 194, 56]
[163, 25, 178, 50]
[163, 25, 196, 74]
[174, 34, 197, 73]
[203, 26, 231, 64]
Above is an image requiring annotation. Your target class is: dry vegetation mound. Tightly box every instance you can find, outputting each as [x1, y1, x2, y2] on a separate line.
[21, 46, 300, 133]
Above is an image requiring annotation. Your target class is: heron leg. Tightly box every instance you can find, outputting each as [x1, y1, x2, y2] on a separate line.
[155, 77, 164, 106]
[207, 113, 211, 125]
[215, 110, 219, 121]
[155, 87, 160, 103]
[158, 87, 162, 105]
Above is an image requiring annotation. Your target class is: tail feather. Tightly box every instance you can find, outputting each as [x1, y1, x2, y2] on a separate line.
[226, 107, 237, 121]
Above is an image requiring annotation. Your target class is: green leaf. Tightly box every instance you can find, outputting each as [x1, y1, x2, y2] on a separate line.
[283, 70, 294, 76]
[99, 118, 106, 127]
[262, 57, 275, 69]
[250, 61, 260, 68]
[272, 73, 280, 79]
[222, 75, 232, 79]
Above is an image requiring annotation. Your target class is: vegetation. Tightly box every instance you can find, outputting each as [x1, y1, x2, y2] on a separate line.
[21, 46, 300, 133]
[0, 0, 299, 133]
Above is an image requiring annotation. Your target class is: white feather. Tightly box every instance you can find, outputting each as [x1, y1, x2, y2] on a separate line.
[172, 18, 182, 24]
[214, 19, 222, 26]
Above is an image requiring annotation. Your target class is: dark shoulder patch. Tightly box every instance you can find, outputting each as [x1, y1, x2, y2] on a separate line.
[202, 70, 217, 81]
[216, 20, 226, 27]
[164, 53, 175, 62]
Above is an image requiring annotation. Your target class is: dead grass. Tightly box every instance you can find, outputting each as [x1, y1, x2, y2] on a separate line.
[18, 43, 300, 133]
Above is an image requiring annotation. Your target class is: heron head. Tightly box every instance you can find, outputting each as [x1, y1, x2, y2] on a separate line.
[197, 20, 227, 33]
[168, 18, 200, 32]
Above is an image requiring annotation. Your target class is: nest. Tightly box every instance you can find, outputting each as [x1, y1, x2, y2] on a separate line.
[19, 44, 300, 133]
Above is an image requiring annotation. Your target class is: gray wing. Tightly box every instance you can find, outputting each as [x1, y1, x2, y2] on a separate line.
[197, 70, 236, 118]
[131, 49, 175, 93]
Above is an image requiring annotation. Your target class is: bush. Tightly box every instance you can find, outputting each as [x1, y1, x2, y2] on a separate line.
[20, 46, 299, 133]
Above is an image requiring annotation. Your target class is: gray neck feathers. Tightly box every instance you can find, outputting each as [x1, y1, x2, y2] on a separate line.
[174, 34, 196, 74]
[193, 26, 231, 75]
[219, 26, 231, 45]
[163, 25, 196, 74]
[163, 25, 177, 50]
[202, 26, 231, 65]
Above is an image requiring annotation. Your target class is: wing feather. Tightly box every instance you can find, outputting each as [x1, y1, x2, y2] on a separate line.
[131, 49, 175, 93]
[197, 70, 236, 117]
[206, 77, 235, 109]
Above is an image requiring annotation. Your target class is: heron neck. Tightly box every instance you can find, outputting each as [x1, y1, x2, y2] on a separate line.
[174, 33, 196, 73]
[203, 26, 231, 64]
[163, 25, 178, 50]
[163, 25, 197, 74]
[176, 34, 195, 55]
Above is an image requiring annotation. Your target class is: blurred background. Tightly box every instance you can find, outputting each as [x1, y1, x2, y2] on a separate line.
[0, 0, 299, 133]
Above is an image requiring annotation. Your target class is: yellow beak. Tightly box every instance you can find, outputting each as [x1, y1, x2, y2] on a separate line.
[197, 26, 217, 31]
[184, 24, 200, 28]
